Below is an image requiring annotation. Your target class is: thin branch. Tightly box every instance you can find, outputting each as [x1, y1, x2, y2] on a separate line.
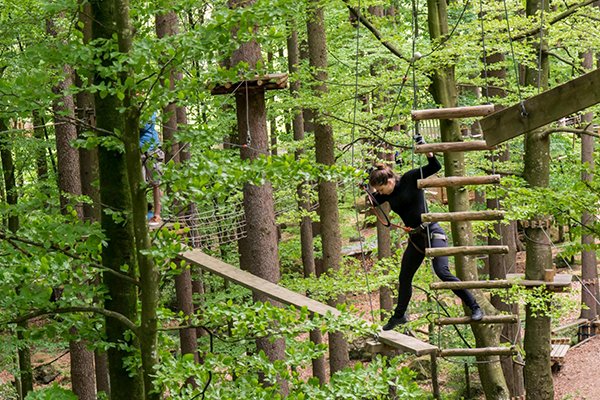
[0, 231, 140, 287]
[547, 51, 585, 74]
[543, 126, 600, 139]
[512, 0, 597, 40]
[341, 0, 410, 63]
[4, 306, 139, 334]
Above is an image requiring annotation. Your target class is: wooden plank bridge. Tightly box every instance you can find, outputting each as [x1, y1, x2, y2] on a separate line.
[179, 249, 438, 356]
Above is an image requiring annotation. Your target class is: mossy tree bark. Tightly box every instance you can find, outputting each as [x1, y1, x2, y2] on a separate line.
[228, 0, 288, 395]
[522, 0, 553, 397]
[287, 23, 327, 384]
[91, 0, 148, 398]
[307, 0, 349, 375]
[426, 0, 510, 398]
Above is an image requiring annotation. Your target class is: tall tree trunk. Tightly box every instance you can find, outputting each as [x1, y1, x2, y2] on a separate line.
[156, 11, 199, 379]
[91, 0, 144, 398]
[579, 51, 598, 321]
[32, 111, 48, 181]
[484, 50, 525, 398]
[76, 2, 109, 394]
[287, 24, 326, 384]
[0, 119, 33, 400]
[522, 0, 553, 397]
[426, 0, 509, 398]
[307, 1, 349, 375]
[229, 0, 288, 394]
[156, 12, 179, 164]
[50, 62, 97, 400]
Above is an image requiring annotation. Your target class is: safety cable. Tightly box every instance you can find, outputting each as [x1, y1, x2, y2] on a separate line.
[537, 0, 546, 94]
[501, 0, 527, 116]
[540, 227, 600, 309]
[349, 0, 377, 324]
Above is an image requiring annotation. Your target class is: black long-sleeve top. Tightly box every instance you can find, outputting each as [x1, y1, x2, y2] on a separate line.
[373, 155, 441, 229]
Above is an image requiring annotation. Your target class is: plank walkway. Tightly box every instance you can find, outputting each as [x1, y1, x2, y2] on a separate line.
[179, 250, 437, 356]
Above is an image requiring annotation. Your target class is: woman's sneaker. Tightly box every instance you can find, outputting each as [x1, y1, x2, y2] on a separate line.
[470, 306, 484, 321]
[382, 314, 408, 331]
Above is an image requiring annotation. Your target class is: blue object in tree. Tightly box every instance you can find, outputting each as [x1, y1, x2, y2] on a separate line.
[139, 113, 160, 152]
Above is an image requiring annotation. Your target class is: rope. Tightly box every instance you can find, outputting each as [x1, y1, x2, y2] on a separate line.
[537, 0, 546, 93]
[540, 227, 600, 309]
[349, 0, 377, 324]
[501, 0, 527, 115]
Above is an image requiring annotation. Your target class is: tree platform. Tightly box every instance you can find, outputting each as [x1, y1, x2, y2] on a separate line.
[179, 250, 437, 356]
[210, 73, 288, 95]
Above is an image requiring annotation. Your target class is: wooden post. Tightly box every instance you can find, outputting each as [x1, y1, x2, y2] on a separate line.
[418, 175, 501, 188]
[411, 105, 495, 120]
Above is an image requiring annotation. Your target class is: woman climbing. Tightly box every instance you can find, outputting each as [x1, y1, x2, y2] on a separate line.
[369, 135, 483, 331]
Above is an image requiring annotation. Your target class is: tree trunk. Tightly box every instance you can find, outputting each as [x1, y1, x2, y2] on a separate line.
[287, 24, 326, 384]
[156, 11, 179, 164]
[522, 0, 552, 396]
[484, 49, 525, 398]
[156, 11, 199, 381]
[579, 52, 598, 321]
[32, 111, 48, 181]
[307, 1, 349, 375]
[426, 0, 509, 398]
[91, 0, 144, 398]
[229, 0, 288, 394]
[76, 3, 109, 393]
[50, 60, 97, 400]
[0, 119, 34, 400]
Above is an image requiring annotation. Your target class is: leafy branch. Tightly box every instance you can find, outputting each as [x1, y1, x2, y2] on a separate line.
[0, 230, 140, 287]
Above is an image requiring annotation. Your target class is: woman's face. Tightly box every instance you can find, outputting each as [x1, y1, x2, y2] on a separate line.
[372, 177, 396, 195]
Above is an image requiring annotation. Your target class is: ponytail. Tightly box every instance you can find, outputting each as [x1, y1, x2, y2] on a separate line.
[369, 163, 396, 187]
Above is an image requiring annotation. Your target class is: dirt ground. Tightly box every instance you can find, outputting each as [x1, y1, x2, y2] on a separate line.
[553, 333, 600, 399]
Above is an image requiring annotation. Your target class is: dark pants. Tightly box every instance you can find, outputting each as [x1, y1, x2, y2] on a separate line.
[393, 223, 478, 318]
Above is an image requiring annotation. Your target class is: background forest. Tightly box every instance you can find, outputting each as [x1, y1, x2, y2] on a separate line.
[0, 0, 599, 399]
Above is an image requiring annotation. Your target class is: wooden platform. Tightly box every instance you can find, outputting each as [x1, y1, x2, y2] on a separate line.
[210, 73, 288, 95]
[179, 250, 437, 356]
[550, 343, 570, 363]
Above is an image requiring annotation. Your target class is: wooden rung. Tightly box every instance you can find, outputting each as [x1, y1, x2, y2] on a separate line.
[418, 175, 501, 189]
[411, 105, 495, 121]
[426, 245, 509, 258]
[421, 210, 505, 223]
[414, 141, 495, 153]
[551, 318, 588, 334]
[431, 273, 573, 291]
[439, 346, 516, 357]
[431, 279, 514, 290]
[506, 273, 573, 291]
[435, 315, 518, 326]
